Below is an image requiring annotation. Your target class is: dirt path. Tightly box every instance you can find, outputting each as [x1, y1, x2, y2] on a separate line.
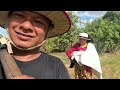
[65, 64, 75, 79]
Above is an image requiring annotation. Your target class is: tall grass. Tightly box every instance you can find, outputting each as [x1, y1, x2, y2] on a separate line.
[100, 50, 120, 79]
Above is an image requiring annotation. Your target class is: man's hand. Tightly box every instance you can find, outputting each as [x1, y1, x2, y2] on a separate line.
[11, 75, 35, 79]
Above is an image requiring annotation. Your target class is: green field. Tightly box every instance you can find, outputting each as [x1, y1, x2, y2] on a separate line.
[100, 50, 120, 79]
[50, 49, 120, 79]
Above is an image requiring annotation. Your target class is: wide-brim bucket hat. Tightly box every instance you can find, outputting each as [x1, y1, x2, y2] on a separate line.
[0, 11, 72, 38]
[79, 33, 91, 40]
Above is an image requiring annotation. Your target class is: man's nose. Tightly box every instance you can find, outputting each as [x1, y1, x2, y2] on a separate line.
[19, 20, 33, 31]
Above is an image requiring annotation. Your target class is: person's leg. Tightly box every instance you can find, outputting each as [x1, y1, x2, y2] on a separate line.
[69, 62, 75, 68]
[74, 64, 78, 79]
[69, 59, 77, 68]
[74, 64, 83, 79]
[84, 66, 92, 79]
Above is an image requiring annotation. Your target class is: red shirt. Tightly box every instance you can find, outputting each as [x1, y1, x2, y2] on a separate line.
[66, 43, 87, 59]
[66, 43, 91, 73]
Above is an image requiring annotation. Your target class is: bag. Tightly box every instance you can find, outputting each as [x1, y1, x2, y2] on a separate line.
[0, 44, 22, 79]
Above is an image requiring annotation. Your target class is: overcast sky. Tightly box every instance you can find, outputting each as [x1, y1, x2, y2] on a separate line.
[0, 11, 107, 36]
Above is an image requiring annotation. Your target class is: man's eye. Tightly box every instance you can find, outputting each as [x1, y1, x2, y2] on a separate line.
[34, 20, 44, 25]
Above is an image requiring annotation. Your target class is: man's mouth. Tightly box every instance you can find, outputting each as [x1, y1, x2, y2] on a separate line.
[15, 31, 34, 40]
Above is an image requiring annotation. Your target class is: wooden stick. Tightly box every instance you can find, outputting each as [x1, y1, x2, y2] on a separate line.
[0, 49, 22, 79]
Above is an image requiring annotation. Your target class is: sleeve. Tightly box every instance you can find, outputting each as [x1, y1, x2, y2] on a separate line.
[66, 43, 78, 59]
[57, 59, 71, 79]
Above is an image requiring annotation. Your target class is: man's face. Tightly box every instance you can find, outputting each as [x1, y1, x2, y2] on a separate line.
[7, 11, 50, 48]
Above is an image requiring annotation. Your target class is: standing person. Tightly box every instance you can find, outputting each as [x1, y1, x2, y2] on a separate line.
[0, 11, 71, 79]
[66, 33, 102, 79]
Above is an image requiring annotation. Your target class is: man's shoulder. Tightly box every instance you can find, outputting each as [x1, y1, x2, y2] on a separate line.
[42, 52, 59, 58]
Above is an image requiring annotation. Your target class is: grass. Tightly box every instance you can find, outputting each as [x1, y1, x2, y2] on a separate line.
[50, 49, 120, 79]
[50, 52, 70, 64]
[100, 50, 120, 79]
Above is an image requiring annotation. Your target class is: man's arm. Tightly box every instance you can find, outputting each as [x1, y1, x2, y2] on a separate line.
[66, 43, 79, 59]
[57, 59, 71, 79]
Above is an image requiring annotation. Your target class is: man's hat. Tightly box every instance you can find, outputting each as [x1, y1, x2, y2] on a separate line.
[79, 33, 91, 40]
[0, 11, 71, 38]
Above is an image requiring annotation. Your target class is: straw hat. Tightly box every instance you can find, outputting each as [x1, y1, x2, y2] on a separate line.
[79, 33, 91, 40]
[0, 11, 71, 38]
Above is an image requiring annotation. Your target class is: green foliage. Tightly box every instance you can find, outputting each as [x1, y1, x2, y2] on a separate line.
[42, 11, 82, 53]
[83, 18, 120, 54]
[102, 11, 120, 24]
[42, 11, 120, 54]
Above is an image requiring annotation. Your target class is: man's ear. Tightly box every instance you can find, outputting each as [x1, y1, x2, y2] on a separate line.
[45, 24, 54, 39]
[8, 11, 13, 17]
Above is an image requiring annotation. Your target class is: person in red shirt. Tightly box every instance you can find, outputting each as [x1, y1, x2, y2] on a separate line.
[66, 33, 92, 79]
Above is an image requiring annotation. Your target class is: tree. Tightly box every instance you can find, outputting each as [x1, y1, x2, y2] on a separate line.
[41, 11, 82, 53]
[83, 18, 120, 54]
[102, 11, 120, 24]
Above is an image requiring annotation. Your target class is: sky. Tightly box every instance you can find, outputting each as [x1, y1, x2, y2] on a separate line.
[73, 11, 107, 23]
[0, 27, 7, 37]
[0, 11, 107, 37]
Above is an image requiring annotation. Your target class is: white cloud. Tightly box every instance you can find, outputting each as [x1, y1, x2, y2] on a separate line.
[74, 11, 107, 27]
[76, 11, 107, 24]
[78, 11, 107, 18]
[81, 20, 87, 23]
[81, 18, 93, 24]
[89, 18, 94, 23]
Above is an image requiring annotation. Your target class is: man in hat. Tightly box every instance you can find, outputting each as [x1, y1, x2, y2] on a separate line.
[0, 11, 71, 79]
[66, 33, 93, 79]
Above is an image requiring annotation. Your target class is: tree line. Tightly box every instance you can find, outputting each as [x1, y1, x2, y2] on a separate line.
[41, 11, 120, 54]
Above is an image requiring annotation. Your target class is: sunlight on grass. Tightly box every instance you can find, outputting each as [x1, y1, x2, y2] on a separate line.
[100, 50, 120, 79]
[50, 53, 70, 64]
[50, 49, 120, 79]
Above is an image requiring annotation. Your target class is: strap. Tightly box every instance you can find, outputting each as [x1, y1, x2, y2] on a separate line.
[0, 44, 22, 79]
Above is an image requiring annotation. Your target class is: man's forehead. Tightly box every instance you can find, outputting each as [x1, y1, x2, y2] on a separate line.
[12, 11, 42, 16]
[10, 11, 51, 23]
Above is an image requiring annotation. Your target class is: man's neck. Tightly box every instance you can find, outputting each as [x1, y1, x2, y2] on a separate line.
[12, 46, 41, 62]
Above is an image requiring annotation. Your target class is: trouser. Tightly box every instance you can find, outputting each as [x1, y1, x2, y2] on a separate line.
[74, 63, 92, 79]
[69, 59, 77, 68]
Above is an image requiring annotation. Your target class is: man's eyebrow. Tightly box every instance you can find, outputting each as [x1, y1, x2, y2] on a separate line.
[13, 11, 25, 14]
